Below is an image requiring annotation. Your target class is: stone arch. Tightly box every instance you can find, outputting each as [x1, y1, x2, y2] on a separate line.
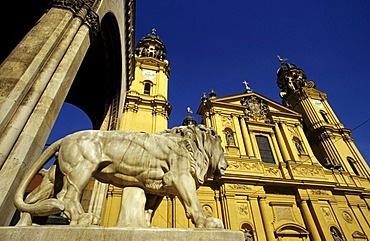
[240, 222, 255, 241]
[143, 80, 153, 95]
[293, 136, 305, 154]
[66, 11, 124, 130]
[330, 226, 344, 241]
[224, 127, 236, 146]
[347, 156, 360, 176]
[0, 0, 135, 225]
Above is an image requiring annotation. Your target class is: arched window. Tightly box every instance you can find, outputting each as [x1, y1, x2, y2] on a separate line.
[241, 223, 254, 241]
[224, 128, 235, 146]
[320, 111, 330, 124]
[293, 137, 305, 154]
[330, 226, 344, 241]
[143, 82, 151, 95]
[256, 135, 275, 164]
[347, 157, 360, 176]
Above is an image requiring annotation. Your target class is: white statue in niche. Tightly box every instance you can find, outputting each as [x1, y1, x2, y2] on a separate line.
[14, 125, 228, 228]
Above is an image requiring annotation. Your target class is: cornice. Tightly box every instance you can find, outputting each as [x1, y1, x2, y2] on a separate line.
[51, 0, 100, 40]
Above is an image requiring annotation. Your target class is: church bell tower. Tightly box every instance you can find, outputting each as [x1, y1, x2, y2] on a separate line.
[276, 57, 370, 178]
[119, 29, 171, 133]
[102, 29, 171, 226]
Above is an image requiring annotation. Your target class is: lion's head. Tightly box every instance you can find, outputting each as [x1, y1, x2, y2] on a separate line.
[168, 125, 228, 186]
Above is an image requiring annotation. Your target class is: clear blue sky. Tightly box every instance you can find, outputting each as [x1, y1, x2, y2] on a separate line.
[51, 1, 370, 163]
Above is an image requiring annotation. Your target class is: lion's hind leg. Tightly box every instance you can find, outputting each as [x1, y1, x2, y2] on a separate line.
[58, 165, 96, 225]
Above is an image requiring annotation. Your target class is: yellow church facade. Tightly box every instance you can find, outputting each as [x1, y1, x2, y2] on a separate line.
[102, 31, 370, 241]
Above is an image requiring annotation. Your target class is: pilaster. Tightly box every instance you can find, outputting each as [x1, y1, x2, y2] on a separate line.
[258, 197, 275, 241]
[300, 200, 321, 240]
[249, 196, 266, 241]
[240, 117, 254, 157]
[274, 122, 289, 162]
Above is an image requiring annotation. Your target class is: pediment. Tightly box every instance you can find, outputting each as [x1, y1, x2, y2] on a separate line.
[207, 92, 301, 118]
[275, 223, 309, 236]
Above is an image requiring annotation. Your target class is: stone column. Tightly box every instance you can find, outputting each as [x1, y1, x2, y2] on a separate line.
[0, 5, 94, 224]
[258, 197, 275, 241]
[300, 200, 321, 241]
[240, 117, 254, 157]
[270, 132, 283, 163]
[274, 123, 290, 161]
[232, 115, 246, 156]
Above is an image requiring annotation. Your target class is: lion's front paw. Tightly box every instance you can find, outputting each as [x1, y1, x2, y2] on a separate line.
[197, 217, 224, 228]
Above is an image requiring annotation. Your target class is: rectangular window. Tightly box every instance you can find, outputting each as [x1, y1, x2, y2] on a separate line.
[256, 135, 275, 164]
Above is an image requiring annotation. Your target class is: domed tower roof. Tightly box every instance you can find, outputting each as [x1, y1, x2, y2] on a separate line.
[135, 28, 167, 61]
[182, 107, 197, 126]
[276, 55, 312, 99]
[276, 55, 306, 81]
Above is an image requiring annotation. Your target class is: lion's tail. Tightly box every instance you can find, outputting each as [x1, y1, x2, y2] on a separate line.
[14, 139, 65, 216]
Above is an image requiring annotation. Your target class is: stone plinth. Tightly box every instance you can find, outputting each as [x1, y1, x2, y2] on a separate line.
[0, 226, 244, 241]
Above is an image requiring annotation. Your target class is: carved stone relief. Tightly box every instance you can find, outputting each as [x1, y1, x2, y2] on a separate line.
[241, 96, 270, 123]
[310, 189, 330, 196]
[238, 205, 249, 216]
[228, 184, 252, 191]
[342, 211, 353, 223]
[321, 207, 333, 222]
[286, 124, 300, 138]
[202, 204, 213, 218]
[264, 167, 281, 177]
[221, 115, 233, 128]
[352, 231, 367, 239]
[51, 0, 100, 39]
[228, 160, 263, 173]
[291, 165, 326, 179]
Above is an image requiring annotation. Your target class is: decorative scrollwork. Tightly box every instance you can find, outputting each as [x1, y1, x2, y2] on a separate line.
[202, 204, 213, 218]
[51, 0, 100, 40]
[241, 96, 269, 122]
[229, 184, 252, 191]
[228, 161, 262, 172]
[293, 166, 325, 177]
[342, 211, 353, 223]
[265, 167, 280, 176]
[310, 189, 329, 195]
[238, 205, 249, 216]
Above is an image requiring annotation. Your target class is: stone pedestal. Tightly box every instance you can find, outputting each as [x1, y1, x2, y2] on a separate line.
[0, 226, 244, 241]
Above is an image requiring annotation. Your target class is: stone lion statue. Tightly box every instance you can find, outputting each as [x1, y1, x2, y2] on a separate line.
[14, 124, 228, 228]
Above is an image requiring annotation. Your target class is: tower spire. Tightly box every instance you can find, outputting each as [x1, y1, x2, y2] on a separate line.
[276, 59, 370, 177]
